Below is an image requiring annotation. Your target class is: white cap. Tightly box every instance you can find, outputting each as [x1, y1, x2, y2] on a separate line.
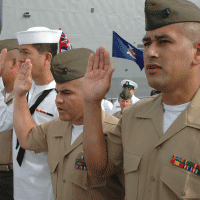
[16, 27, 62, 45]
[121, 79, 138, 90]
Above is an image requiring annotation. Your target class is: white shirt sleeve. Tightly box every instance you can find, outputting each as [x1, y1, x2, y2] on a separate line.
[0, 91, 14, 131]
[101, 99, 113, 115]
[0, 77, 4, 91]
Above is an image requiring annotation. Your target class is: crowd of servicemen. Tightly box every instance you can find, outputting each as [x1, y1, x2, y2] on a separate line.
[0, 0, 200, 199]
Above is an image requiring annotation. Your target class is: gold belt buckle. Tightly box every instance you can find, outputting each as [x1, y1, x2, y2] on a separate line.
[0, 164, 12, 171]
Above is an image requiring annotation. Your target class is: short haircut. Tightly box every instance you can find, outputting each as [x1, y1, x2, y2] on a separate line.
[32, 43, 58, 58]
[179, 22, 200, 43]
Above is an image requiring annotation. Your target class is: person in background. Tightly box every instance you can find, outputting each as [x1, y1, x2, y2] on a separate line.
[0, 27, 62, 200]
[0, 39, 20, 200]
[101, 98, 113, 115]
[111, 79, 140, 114]
[13, 48, 124, 200]
[112, 88, 132, 119]
[81, 0, 200, 199]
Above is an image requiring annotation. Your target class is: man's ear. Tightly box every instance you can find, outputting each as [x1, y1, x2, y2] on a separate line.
[193, 42, 200, 65]
[44, 52, 52, 65]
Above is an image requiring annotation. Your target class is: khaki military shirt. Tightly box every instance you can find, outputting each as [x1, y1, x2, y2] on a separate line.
[29, 110, 124, 200]
[106, 89, 200, 200]
[0, 89, 14, 164]
[112, 111, 122, 119]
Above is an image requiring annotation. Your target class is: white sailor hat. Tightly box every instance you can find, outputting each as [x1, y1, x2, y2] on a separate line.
[121, 79, 138, 90]
[16, 27, 62, 45]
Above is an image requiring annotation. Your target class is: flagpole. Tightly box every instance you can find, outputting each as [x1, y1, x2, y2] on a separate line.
[111, 56, 113, 103]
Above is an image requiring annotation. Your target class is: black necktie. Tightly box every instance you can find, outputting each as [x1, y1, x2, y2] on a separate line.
[16, 89, 53, 166]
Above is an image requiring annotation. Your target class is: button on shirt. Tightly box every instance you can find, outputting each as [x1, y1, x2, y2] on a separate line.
[0, 80, 58, 200]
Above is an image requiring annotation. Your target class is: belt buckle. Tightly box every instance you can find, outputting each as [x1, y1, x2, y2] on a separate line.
[0, 164, 11, 171]
[6, 165, 10, 171]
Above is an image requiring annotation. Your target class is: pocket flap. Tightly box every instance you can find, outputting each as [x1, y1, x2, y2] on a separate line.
[48, 158, 58, 173]
[70, 169, 106, 190]
[70, 169, 88, 190]
[161, 164, 200, 199]
[124, 151, 142, 173]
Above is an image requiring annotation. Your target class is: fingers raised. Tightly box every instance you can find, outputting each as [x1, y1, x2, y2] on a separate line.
[87, 53, 94, 72]
[104, 50, 111, 71]
[99, 46, 105, 70]
[93, 47, 100, 70]
[0, 48, 7, 62]
[20, 59, 32, 77]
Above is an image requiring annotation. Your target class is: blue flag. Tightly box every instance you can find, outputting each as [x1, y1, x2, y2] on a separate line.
[112, 31, 144, 70]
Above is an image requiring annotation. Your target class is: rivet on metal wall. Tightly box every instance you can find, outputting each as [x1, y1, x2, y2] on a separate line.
[23, 12, 31, 18]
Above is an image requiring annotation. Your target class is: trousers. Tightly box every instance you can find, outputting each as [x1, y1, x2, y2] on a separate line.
[0, 170, 13, 200]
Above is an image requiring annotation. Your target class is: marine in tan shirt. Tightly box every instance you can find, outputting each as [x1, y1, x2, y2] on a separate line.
[112, 88, 133, 119]
[81, 0, 200, 199]
[13, 48, 124, 199]
[0, 39, 20, 199]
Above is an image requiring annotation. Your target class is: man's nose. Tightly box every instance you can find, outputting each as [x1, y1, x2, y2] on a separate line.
[19, 53, 25, 64]
[55, 93, 64, 104]
[144, 43, 159, 60]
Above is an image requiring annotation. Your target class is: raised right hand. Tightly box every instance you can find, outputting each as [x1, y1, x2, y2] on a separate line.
[82, 46, 115, 103]
[14, 59, 33, 97]
[0, 49, 7, 77]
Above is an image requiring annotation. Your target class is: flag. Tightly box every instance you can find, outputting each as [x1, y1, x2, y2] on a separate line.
[58, 28, 72, 53]
[112, 31, 144, 70]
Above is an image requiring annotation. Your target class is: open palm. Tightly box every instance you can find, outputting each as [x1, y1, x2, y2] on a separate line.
[14, 59, 32, 97]
[82, 46, 115, 102]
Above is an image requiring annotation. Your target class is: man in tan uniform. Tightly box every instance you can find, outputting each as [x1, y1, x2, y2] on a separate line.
[0, 39, 20, 199]
[82, 0, 200, 199]
[13, 48, 124, 199]
[113, 88, 132, 119]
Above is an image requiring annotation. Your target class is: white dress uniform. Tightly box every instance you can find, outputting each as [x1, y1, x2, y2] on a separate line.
[0, 80, 58, 200]
[101, 99, 113, 115]
[0, 77, 4, 92]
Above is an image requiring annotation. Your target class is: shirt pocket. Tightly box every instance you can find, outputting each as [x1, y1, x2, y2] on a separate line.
[48, 158, 59, 198]
[70, 151, 106, 190]
[161, 163, 200, 199]
[123, 151, 142, 200]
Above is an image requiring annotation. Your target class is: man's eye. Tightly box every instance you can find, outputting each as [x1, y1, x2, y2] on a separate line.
[144, 42, 151, 47]
[159, 40, 169, 44]
[62, 91, 71, 95]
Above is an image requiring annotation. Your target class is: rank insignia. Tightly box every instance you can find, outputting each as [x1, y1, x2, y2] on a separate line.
[171, 155, 200, 175]
[75, 155, 87, 170]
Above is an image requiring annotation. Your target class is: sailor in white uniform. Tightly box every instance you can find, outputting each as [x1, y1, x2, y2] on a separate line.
[111, 79, 140, 114]
[101, 99, 113, 115]
[0, 27, 62, 200]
